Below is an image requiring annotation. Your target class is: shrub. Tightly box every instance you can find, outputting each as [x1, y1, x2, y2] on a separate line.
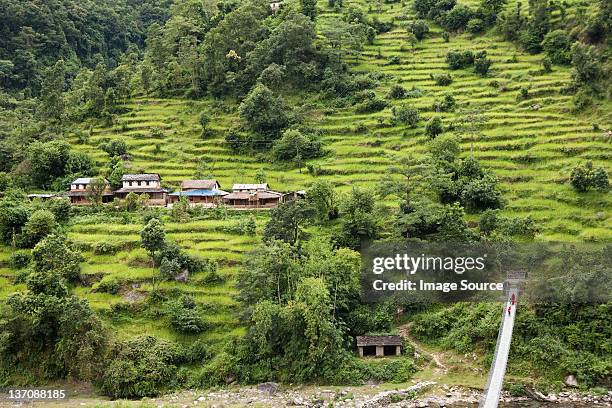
[100, 139, 128, 157]
[93, 277, 121, 294]
[159, 257, 182, 280]
[542, 30, 572, 65]
[198, 112, 211, 129]
[432, 94, 456, 112]
[497, 216, 537, 238]
[387, 55, 401, 65]
[355, 97, 388, 113]
[224, 216, 257, 235]
[405, 32, 418, 49]
[519, 28, 544, 54]
[225, 128, 247, 152]
[572, 88, 593, 111]
[432, 73, 453, 86]
[404, 87, 425, 98]
[184, 339, 212, 363]
[446, 50, 474, 69]
[9, 250, 32, 269]
[149, 127, 164, 138]
[93, 241, 121, 255]
[467, 18, 485, 34]
[44, 198, 71, 223]
[542, 56, 552, 73]
[272, 129, 323, 162]
[508, 382, 527, 397]
[201, 269, 225, 285]
[361, 358, 418, 383]
[479, 209, 499, 234]
[388, 84, 407, 99]
[21, 209, 57, 248]
[391, 106, 420, 127]
[474, 54, 492, 76]
[442, 4, 473, 32]
[100, 336, 185, 399]
[425, 116, 444, 139]
[406, 20, 429, 40]
[570, 161, 609, 192]
[167, 296, 208, 334]
[461, 173, 504, 212]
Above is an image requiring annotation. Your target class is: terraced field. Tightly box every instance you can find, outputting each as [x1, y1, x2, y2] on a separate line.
[65, 1, 610, 243]
[2, 0, 605, 347]
[0, 213, 267, 346]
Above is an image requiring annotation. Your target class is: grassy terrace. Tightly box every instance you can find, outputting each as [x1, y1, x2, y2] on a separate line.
[1, 0, 607, 352]
[68, 0, 610, 242]
[321, 0, 611, 241]
[0, 214, 266, 347]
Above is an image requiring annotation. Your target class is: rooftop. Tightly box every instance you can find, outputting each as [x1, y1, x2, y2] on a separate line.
[122, 173, 160, 182]
[115, 187, 168, 194]
[181, 179, 220, 190]
[169, 189, 229, 197]
[28, 193, 57, 198]
[72, 177, 93, 184]
[233, 183, 268, 191]
[356, 335, 403, 347]
[223, 190, 283, 200]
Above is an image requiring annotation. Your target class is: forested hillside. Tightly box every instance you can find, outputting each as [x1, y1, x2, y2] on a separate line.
[0, 0, 610, 401]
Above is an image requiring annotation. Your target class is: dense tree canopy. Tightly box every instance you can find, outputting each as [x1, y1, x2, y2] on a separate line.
[0, 0, 171, 91]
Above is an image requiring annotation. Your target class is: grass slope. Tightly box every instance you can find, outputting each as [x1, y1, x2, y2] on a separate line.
[0, 0, 609, 372]
[0, 214, 267, 347]
[68, 0, 610, 242]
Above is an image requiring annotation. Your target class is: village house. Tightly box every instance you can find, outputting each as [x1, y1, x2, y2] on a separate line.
[221, 183, 284, 209]
[168, 179, 228, 207]
[114, 173, 168, 205]
[67, 177, 114, 205]
[27, 193, 58, 201]
[270, 0, 283, 12]
[356, 335, 403, 357]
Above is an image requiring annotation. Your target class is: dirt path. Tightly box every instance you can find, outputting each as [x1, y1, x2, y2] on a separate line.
[398, 322, 448, 374]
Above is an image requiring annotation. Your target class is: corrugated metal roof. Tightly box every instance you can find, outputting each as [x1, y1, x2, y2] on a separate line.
[232, 183, 268, 191]
[72, 177, 92, 184]
[122, 173, 160, 181]
[169, 189, 228, 197]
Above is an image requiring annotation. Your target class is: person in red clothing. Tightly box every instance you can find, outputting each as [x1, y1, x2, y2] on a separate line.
[511, 293, 516, 305]
[507, 306, 511, 315]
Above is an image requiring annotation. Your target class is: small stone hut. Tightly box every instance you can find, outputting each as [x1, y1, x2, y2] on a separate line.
[356, 335, 402, 357]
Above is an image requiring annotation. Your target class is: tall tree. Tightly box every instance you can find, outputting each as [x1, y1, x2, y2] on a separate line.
[39, 60, 65, 121]
[301, 0, 318, 20]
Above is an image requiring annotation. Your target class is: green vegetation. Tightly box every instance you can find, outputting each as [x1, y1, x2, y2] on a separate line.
[0, 0, 610, 399]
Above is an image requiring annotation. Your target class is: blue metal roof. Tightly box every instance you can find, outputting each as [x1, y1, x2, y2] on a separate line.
[169, 189, 229, 197]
